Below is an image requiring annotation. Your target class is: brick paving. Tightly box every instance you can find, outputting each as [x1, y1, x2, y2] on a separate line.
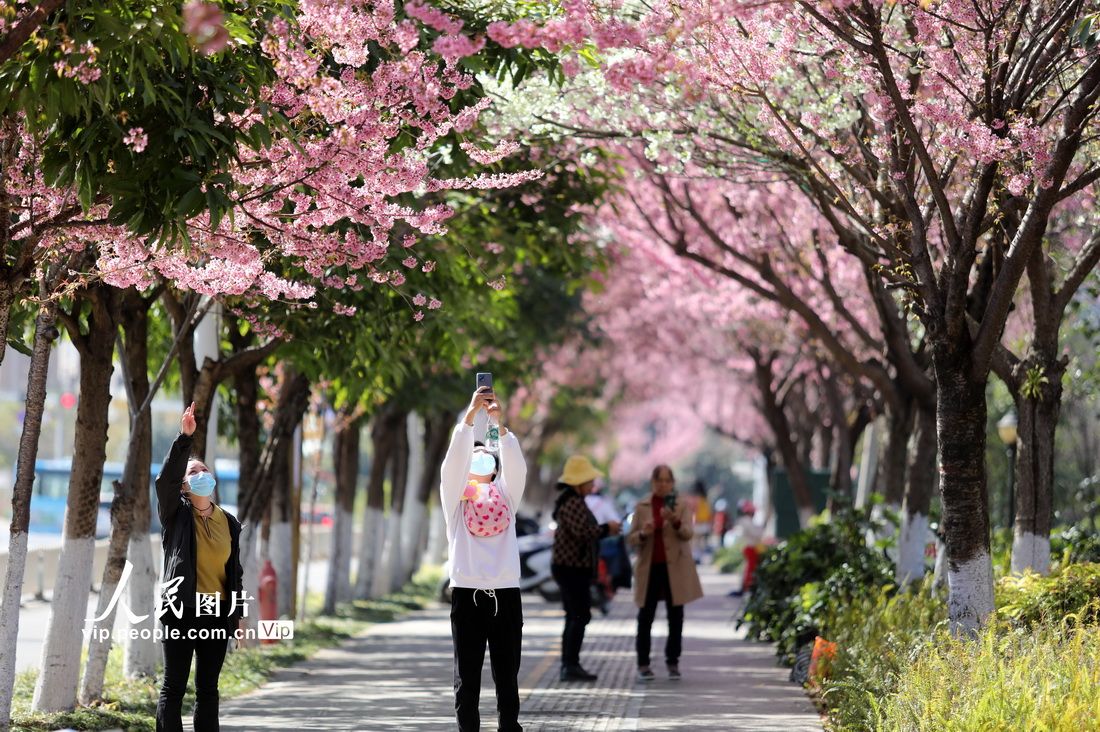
[521, 595, 641, 731]
[217, 566, 822, 731]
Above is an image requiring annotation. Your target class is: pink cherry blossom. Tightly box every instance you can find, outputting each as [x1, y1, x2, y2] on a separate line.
[122, 127, 148, 153]
[183, 1, 230, 54]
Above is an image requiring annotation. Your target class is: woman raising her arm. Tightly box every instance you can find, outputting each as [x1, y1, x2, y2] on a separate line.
[154, 402, 245, 732]
[440, 387, 527, 732]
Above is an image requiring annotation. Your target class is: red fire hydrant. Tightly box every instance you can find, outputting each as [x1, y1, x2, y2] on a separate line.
[258, 559, 278, 644]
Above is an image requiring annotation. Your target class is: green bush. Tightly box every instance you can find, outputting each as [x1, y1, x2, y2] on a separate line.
[875, 624, 1100, 731]
[817, 581, 947, 731]
[816, 564, 1100, 731]
[739, 508, 894, 662]
[996, 562, 1100, 628]
[1051, 525, 1100, 565]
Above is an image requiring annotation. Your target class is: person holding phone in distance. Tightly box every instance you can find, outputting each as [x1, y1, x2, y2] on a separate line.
[627, 464, 703, 682]
[440, 380, 527, 732]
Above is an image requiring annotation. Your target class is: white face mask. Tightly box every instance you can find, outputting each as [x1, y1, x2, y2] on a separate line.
[470, 452, 496, 478]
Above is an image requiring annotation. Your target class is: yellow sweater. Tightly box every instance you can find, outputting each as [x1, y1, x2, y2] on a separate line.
[192, 504, 230, 597]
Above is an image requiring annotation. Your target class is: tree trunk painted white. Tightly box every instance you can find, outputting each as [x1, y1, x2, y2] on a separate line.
[1010, 374, 1060, 575]
[79, 571, 123, 704]
[402, 501, 428, 580]
[37, 285, 118, 712]
[375, 513, 402, 597]
[239, 523, 260, 637]
[1010, 532, 1050, 576]
[0, 301, 57, 728]
[897, 405, 936, 586]
[427, 504, 448, 565]
[354, 507, 385, 599]
[415, 412, 452, 569]
[32, 535, 96, 712]
[896, 512, 929, 586]
[853, 418, 881, 509]
[400, 414, 425, 583]
[324, 411, 359, 614]
[0, 532, 29, 729]
[325, 505, 355, 609]
[936, 371, 995, 631]
[947, 550, 994, 635]
[270, 521, 293, 618]
[80, 475, 140, 705]
[123, 532, 158, 678]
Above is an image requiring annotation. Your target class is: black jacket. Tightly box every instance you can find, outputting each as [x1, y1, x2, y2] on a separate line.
[155, 433, 244, 627]
[551, 488, 608, 572]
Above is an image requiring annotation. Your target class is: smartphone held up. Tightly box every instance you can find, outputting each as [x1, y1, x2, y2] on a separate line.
[475, 373, 500, 452]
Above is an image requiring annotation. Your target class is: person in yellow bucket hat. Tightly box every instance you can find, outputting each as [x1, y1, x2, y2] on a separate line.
[551, 455, 622, 681]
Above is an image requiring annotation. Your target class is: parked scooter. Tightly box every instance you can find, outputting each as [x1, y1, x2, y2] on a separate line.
[517, 532, 560, 602]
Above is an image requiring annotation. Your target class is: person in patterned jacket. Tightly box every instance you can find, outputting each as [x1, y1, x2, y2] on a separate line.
[550, 455, 622, 682]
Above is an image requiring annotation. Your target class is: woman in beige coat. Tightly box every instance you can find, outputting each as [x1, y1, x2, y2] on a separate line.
[627, 465, 704, 681]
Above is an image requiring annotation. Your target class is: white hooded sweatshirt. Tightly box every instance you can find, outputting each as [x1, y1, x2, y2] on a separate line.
[439, 416, 527, 590]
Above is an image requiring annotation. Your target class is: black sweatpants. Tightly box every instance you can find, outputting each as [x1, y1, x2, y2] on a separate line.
[156, 615, 232, 732]
[552, 564, 593, 668]
[450, 587, 523, 732]
[636, 562, 684, 668]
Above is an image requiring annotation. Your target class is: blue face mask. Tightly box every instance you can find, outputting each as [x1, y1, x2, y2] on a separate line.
[470, 452, 496, 479]
[187, 472, 216, 497]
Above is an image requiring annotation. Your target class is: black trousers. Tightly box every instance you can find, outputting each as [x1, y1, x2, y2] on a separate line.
[156, 615, 232, 732]
[450, 587, 523, 732]
[552, 564, 593, 668]
[636, 562, 684, 668]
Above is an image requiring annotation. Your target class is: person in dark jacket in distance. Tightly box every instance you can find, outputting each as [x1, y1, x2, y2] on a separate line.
[155, 402, 245, 732]
[551, 455, 621, 682]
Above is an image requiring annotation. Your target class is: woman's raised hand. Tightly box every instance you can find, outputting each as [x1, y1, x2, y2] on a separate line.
[464, 387, 494, 426]
[181, 402, 197, 437]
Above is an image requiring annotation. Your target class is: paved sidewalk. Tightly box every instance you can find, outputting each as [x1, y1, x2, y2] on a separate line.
[217, 566, 822, 731]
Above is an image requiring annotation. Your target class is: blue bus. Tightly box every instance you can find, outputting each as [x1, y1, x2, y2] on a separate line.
[27, 459, 241, 537]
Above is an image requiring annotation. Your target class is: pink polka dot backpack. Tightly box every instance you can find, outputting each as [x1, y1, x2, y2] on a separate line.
[461, 480, 512, 537]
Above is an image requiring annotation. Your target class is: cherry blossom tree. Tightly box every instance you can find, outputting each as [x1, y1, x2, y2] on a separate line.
[3, 0, 550, 715]
[994, 199, 1100, 573]
[487, 0, 1100, 630]
[576, 221, 854, 524]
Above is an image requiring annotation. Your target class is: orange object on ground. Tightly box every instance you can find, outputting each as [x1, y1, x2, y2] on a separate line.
[809, 636, 838, 682]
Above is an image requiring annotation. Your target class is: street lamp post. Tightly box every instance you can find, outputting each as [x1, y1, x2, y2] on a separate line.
[997, 411, 1018, 532]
